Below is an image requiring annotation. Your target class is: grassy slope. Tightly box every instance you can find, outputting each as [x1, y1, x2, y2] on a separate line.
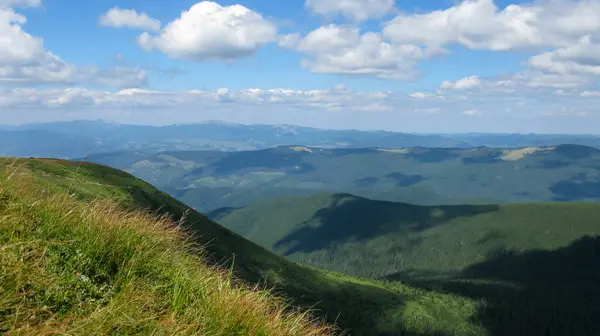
[0, 158, 484, 336]
[213, 193, 600, 335]
[0, 170, 331, 335]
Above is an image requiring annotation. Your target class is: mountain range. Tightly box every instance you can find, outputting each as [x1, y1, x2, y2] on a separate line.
[4, 120, 600, 158]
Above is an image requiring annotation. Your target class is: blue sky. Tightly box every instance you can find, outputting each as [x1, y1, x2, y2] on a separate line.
[2, 0, 600, 133]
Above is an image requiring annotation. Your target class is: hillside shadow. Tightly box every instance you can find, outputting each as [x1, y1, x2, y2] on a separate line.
[325, 148, 377, 157]
[274, 195, 499, 255]
[554, 144, 600, 160]
[273, 270, 451, 336]
[550, 173, 600, 201]
[406, 148, 459, 163]
[462, 152, 502, 164]
[212, 149, 306, 174]
[385, 236, 600, 336]
[385, 172, 426, 187]
[526, 159, 571, 169]
[206, 206, 238, 221]
[354, 177, 380, 187]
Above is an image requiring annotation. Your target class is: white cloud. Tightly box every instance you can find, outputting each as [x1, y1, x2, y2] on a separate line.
[440, 76, 481, 90]
[46, 88, 103, 107]
[0, 8, 146, 87]
[0, 62, 148, 87]
[383, 0, 541, 51]
[383, 0, 600, 51]
[99, 8, 161, 32]
[528, 35, 600, 76]
[435, 71, 597, 98]
[512, 70, 596, 89]
[409, 92, 435, 99]
[280, 24, 424, 80]
[0, 9, 46, 65]
[581, 90, 600, 97]
[138, 1, 277, 61]
[305, 0, 395, 21]
[0, 0, 40, 8]
[278, 1, 600, 81]
[381, 0, 600, 83]
[0, 8, 78, 84]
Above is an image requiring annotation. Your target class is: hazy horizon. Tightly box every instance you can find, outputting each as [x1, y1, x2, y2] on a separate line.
[2, 118, 600, 136]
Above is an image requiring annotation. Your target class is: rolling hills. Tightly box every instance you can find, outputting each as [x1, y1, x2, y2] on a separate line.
[0, 158, 486, 336]
[87, 144, 600, 212]
[213, 192, 600, 335]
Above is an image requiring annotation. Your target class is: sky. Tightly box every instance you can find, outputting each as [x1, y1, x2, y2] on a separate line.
[1, 0, 600, 133]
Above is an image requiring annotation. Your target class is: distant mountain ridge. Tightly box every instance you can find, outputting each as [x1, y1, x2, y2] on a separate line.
[4, 120, 600, 159]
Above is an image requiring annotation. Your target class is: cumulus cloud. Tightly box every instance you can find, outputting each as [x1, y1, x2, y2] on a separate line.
[284, 1, 600, 81]
[99, 8, 161, 31]
[384, 0, 537, 51]
[280, 24, 424, 80]
[0, 8, 146, 87]
[528, 36, 600, 76]
[137, 1, 277, 61]
[305, 0, 395, 21]
[383, 0, 600, 51]
[0, 8, 78, 84]
[0, 9, 46, 65]
[380, 0, 600, 83]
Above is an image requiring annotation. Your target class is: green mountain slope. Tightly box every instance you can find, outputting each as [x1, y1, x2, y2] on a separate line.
[88, 144, 600, 212]
[0, 158, 485, 336]
[213, 193, 600, 335]
[0, 164, 332, 335]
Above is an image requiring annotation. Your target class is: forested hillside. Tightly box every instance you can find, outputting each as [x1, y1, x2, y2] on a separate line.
[214, 192, 600, 335]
